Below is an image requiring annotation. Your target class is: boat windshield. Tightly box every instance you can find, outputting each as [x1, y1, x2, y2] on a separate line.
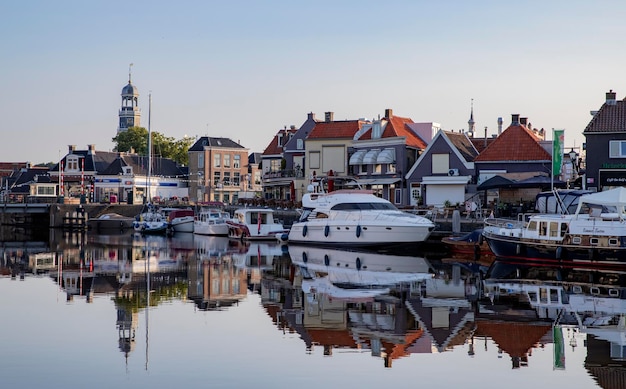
[331, 202, 398, 211]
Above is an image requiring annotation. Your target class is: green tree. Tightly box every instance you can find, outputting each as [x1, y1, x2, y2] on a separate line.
[112, 127, 194, 165]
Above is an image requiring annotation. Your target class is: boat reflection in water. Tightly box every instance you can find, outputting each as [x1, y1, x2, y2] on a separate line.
[483, 259, 626, 372]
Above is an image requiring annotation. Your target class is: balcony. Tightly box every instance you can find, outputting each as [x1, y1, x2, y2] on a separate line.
[262, 169, 303, 182]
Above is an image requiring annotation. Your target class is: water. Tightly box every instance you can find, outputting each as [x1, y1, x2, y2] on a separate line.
[0, 230, 611, 388]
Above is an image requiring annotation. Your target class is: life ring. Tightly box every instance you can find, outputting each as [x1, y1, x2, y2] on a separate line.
[356, 225, 362, 238]
[302, 251, 308, 263]
[356, 257, 362, 270]
[324, 254, 329, 266]
[302, 225, 308, 237]
[324, 225, 330, 237]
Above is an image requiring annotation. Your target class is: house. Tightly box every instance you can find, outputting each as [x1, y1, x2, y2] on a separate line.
[2, 166, 55, 203]
[350, 109, 428, 206]
[50, 144, 188, 204]
[582, 89, 626, 191]
[187, 137, 249, 204]
[405, 129, 477, 208]
[260, 126, 299, 201]
[281, 112, 319, 201]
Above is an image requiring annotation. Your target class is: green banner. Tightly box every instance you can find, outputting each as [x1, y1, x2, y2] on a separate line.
[553, 325, 565, 370]
[552, 130, 564, 176]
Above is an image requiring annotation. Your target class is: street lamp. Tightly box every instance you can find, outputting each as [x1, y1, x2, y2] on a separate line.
[569, 148, 579, 176]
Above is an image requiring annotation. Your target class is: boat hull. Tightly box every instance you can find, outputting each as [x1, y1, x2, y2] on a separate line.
[287, 221, 432, 247]
[169, 218, 194, 233]
[194, 223, 229, 236]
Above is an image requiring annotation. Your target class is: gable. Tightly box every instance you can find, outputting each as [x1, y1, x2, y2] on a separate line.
[474, 125, 551, 162]
[583, 98, 626, 134]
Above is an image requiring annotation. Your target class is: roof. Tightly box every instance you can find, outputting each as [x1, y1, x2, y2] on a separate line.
[358, 115, 428, 149]
[307, 120, 365, 139]
[474, 124, 551, 162]
[477, 174, 566, 190]
[445, 131, 479, 161]
[262, 127, 298, 156]
[188, 137, 245, 151]
[121, 82, 138, 96]
[469, 137, 497, 153]
[99, 155, 186, 177]
[583, 97, 626, 133]
[476, 319, 551, 358]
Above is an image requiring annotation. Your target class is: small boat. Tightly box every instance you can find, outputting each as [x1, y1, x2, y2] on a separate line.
[88, 213, 134, 232]
[163, 208, 194, 233]
[441, 228, 494, 262]
[226, 208, 287, 240]
[132, 204, 168, 234]
[482, 187, 626, 267]
[287, 189, 435, 248]
[194, 203, 230, 236]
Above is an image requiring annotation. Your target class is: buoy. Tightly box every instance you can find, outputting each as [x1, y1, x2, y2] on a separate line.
[356, 225, 362, 238]
[324, 225, 330, 237]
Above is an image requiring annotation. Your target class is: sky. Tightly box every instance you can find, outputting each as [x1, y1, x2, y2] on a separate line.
[2, 0, 626, 164]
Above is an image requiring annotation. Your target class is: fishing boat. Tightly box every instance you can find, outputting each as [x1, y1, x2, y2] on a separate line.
[482, 187, 626, 267]
[287, 189, 435, 248]
[194, 202, 230, 236]
[226, 208, 287, 240]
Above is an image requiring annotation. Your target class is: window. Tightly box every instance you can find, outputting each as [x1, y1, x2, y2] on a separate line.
[223, 172, 231, 186]
[66, 156, 79, 171]
[214, 154, 221, 168]
[297, 139, 304, 150]
[198, 153, 204, 168]
[224, 154, 231, 168]
[270, 159, 281, 172]
[309, 151, 320, 170]
[233, 155, 240, 168]
[610, 141, 626, 158]
[431, 154, 450, 174]
[388, 163, 396, 173]
[374, 164, 382, 174]
[394, 189, 401, 204]
[213, 172, 221, 186]
[360, 164, 367, 174]
[233, 172, 240, 186]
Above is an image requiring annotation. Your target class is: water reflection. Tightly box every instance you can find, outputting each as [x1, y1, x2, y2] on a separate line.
[0, 230, 624, 387]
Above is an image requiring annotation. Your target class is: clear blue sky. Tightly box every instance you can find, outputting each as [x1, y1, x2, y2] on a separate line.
[1, 0, 624, 164]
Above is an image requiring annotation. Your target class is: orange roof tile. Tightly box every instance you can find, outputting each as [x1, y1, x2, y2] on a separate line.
[262, 128, 298, 156]
[476, 320, 551, 357]
[474, 125, 551, 162]
[359, 115, 427, 149]
[307, 120, 366, 139]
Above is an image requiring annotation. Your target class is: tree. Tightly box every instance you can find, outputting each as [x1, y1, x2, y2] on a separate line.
[112, 127, 194, 165]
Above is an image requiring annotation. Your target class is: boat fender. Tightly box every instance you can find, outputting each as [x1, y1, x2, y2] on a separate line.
[324, 225, 330, 237]
[302, 251, 308, 263]
[302, 225, 308, 237]
[516, 244, 521, 255]
[324, 254, 329, 266]
[556, 246, 563, 260]
[356, 225, 362, 238]
[356, 257, 362, 270]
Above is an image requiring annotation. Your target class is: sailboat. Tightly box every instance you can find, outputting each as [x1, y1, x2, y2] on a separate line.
[132, 93, 168, 234]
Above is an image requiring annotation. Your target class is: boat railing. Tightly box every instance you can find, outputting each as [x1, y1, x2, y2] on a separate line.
[484, 217, 524, 229]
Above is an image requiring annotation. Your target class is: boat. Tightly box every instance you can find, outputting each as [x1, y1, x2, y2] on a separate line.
[162, 207, 194, 233]
[482, 187, 626, 267]
[88, 212, 134, 232]
[441, 228, 495, 262]
[194, 203, 230, 236]
[287, 189, 435, 247]
[226, 208, 287, 240]
[132, 204, 169, 234]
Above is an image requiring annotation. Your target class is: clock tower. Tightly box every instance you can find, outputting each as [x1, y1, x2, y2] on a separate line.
[117, 64, 141, 133]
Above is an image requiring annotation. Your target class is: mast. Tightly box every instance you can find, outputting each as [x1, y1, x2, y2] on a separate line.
[147, 93, 152, 202]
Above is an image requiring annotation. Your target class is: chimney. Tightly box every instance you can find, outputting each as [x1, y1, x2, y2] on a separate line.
[497, 117, 503, 134]
[68, 145, 76, 153]
[307, 112, 316, 121]
[511, 114, 520, 126]
[385, 108, 393, 119]
[87, 144, 95, 154]
[324, 112, 334, 122]
[520, 117, 528, 127]
[484, 127, 488, 149]
[606, 89, 617, 105]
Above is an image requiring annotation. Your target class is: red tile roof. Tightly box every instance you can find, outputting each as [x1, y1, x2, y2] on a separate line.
[262, 128, 298, 156]
[474, 125, 551, 162]
[307, 120, 366, 139]
[476, 320, 551, 358]
[359, 115, 428, 149]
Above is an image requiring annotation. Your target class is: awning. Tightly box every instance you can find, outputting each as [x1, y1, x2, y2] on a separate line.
[349, 150, 367, 165]
[353, 178, 401, 185]
[362, 149, 381, 164]
[376, 148, 396, 164]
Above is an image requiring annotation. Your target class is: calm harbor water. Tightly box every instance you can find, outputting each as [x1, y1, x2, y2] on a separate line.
[0, 230, 613, 388]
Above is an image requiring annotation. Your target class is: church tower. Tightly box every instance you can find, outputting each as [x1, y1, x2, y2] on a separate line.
[467, 98, 475, 134]
[118, 64, 141, 133]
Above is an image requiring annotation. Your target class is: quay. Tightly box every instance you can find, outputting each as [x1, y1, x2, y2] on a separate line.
[0, 203, 484, 239]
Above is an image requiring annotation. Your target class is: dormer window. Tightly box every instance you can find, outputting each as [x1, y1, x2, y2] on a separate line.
[297, 139, 303, 150]
[66, 156, 79, 172]
[123, 166, 133, 175]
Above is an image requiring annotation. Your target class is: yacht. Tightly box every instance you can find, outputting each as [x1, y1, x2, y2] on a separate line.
[287, 189, 434, 247]
[194, 205, 230, 236]
[226, 208, 287, 240]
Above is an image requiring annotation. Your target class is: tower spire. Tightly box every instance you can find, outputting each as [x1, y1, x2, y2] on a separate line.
[128, 63, 134, 83]
[468, 98, 475, 133]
